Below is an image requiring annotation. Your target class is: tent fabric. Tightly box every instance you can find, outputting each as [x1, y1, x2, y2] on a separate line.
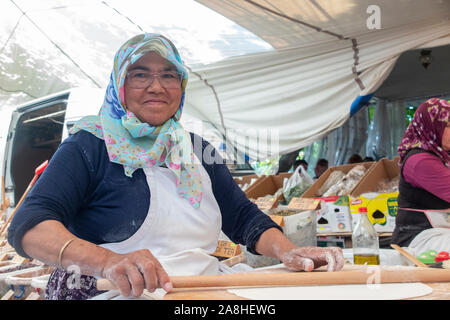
[365, 98, 391, 160]
[301, 104, 370, 173]
[1, 0, 449, 162]
[195, 0, 450, 50]
[365, 99, 408, 161]
[0, 0, 272, 110]
[185, 17, 449, 160]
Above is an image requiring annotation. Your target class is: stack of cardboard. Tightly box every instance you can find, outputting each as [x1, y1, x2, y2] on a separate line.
[244, 172, 293, 208]
[233, 174, 265, 192]
[239, 159, 400, 235]
[301, 162, 375, 234]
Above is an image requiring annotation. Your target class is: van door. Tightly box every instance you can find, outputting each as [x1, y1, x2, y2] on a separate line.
[61, 87, 104, 141]
[3, 92, 70, 207]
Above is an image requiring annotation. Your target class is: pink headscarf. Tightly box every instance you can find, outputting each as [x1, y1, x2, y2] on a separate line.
[398, 98, 450, 167]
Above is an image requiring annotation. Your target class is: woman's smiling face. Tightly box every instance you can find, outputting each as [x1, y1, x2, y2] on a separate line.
[124, 52, 182, 126]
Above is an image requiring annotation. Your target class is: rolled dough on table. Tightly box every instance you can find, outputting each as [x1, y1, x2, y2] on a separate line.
[227, 282, 433, 300]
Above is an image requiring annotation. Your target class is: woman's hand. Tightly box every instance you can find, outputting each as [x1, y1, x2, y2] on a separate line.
[101, 249, 172, 297]
[280, 246, 344, 272]
[255, 228, 345, 272]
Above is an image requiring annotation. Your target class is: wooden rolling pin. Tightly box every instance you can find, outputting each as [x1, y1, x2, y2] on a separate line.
[96, 267, 450, 291]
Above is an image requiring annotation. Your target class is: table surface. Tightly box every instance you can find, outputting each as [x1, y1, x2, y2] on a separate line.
[164, 264, 450, 300]
[164, 282, 449, 300]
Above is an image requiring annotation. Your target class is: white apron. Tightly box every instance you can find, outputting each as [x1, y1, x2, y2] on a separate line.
[401, 208, 450, 255]
[99, 156, 223, 276]
[408, 228, 450, 256]
[423, 210, 450, 228]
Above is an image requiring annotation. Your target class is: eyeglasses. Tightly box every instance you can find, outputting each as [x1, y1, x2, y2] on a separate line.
[126, 70, 182, 89]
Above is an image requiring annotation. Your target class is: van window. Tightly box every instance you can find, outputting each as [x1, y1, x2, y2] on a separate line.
[10, 102, 66, 202]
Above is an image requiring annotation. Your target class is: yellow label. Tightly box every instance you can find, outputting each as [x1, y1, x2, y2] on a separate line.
[350, 192, 398, 226]
[354, 254, 380, 265]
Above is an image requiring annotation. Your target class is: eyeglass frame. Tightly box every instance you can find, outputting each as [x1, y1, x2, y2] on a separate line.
[125, 69, 183, 89]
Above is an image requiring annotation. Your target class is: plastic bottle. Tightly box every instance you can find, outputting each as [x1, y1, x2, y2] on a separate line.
[352, 207, 380, 265]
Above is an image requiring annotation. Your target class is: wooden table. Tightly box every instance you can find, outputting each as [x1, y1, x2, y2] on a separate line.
[163, 264, 450, 300]
[164, 282, 449, 300]
[407, 283, 450, 300]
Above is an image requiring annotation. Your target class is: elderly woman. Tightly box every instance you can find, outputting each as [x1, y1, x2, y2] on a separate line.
[392, 98, 450, 253]
[7, 34, 343, 300]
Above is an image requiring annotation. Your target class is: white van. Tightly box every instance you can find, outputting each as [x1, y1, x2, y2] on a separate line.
[2, 87, 104, 208]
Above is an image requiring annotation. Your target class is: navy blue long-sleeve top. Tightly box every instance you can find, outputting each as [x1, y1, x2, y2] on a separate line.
[8, 130, 281, 258]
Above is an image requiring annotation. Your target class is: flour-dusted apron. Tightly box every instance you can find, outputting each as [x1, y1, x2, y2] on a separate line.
[99, 155, 223, 276]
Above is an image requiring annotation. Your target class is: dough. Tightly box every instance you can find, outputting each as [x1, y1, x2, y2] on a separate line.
[228, 282, 432, 300]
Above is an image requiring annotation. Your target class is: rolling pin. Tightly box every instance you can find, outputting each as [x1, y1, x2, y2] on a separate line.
[96, 267, 450, 291]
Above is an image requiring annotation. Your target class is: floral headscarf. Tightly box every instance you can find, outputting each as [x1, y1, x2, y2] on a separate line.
[398, 98, 450, 167]
[70, 33, 202, 208]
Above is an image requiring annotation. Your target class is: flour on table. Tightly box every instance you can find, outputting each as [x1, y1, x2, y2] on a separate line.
[228, 283, 433, 300]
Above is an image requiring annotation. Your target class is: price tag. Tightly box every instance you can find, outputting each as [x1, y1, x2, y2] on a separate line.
[287, 198, 320, 211]
[211, 240, 242, 258]
[254, 197, 277, 210]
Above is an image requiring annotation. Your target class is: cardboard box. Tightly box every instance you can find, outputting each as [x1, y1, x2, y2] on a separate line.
[301, 161, 375, 198]
[316, 195, 353, 233]
[245, 172, 292, 194]
[234, 174, 264, 191]
[245, 173, 293, 206]
[350, 157, 400, 232]
[269, 209, 316, 246]
[234, 174, 258, 185]
[351, 157, 399, 197]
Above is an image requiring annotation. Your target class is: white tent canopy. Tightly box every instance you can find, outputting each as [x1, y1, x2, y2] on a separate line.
[0, 0, 272, 107]
[190, 0, 450, 160]
[1, 0, 449, 162]
[0, 0, 272, 163]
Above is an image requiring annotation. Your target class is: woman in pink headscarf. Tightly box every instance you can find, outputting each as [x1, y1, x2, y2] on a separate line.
[392, 98, 450, 252]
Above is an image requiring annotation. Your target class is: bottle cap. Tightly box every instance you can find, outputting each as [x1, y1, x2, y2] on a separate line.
[358, 207, 368, 213]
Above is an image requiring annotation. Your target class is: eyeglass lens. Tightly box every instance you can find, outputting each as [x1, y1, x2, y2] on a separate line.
[127, 71, 182, 89]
